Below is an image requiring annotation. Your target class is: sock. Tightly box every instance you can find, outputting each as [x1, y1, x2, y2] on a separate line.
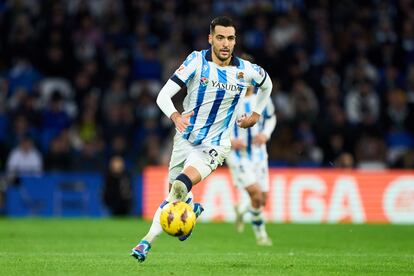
[141, 192, 194, 244]
[249, 207, 267, 240]
[167, 174, 192, 202]
[142, 203, 164, 244]
[185, 191, 194, 208]
[237, 189, 251, 215]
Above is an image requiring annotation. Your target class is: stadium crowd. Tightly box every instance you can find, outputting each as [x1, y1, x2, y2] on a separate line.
[1, 0, 414, 176]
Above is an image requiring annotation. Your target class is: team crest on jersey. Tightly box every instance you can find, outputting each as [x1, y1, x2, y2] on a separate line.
[200, 77, 209, 86]
[178, 65, 185, 72]
[237, 72, 244, 80]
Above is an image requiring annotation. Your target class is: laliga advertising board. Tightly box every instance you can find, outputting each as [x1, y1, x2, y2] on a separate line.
[143, 167, 414, 224]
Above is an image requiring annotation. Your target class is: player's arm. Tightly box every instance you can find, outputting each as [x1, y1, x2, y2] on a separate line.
[156, 51, 199, 132]
[238, 75, 272, 129]
[262, 112, 276, 138]
[156, 80, 193, 133]
[253, 101, 277, 145]
[231, 138, 246, 150]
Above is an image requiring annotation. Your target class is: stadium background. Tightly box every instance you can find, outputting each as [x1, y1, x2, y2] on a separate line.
[0, 0, 413, 221]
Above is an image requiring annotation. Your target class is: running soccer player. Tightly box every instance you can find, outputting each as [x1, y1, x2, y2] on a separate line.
[227, 83, 276, 246]
[131, 16, 273, 262]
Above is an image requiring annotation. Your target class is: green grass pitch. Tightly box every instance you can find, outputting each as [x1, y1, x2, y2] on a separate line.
[1, 218, 413, 275]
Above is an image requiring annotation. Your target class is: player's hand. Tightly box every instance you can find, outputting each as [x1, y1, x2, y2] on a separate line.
[237, 112, 260, 129]
[231, 138, 246, 150]
[171, 111, 194, 133]
[253, 133, 268, 145]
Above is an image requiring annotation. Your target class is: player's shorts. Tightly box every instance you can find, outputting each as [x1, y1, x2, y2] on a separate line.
[227, 152, 269, 192]
[168, 133, 231, 184]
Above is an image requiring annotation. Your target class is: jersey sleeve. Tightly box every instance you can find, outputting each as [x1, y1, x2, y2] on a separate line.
[263, 97, 275, 119]
[261, 98, 277, 139]
[170, 51, 199, 88]
[248, 62, 268, 88]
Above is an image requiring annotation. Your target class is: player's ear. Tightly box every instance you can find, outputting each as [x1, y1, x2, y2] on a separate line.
[208, 34, 212, 45]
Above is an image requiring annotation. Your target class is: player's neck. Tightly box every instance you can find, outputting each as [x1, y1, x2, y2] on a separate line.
[212, 52, 232, 67]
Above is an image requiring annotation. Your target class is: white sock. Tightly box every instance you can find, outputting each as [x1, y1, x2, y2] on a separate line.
[141, 192, 194, 244]
[142, 206, 163, 243]
[249, 207, 267, 239]
[237, 189, 251, 215]
[185, 191, 194, 208]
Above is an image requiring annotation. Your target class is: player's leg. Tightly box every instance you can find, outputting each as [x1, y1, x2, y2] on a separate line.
[261, 191, 268, 208]
[131, 135, 189, 262]
[131, 189, 196, 262]
[132, 141, 229, 261]
[141, 149, 209, 245]
[227, 154, 255, 233]
[234, 189, 250, 232]
[253, 161, 272, 246]
[245, 183, 271, 245]
[169, 143, 229, 202]
[176, 145, 229, 241]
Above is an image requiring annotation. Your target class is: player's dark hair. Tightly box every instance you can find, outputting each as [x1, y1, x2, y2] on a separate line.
[210, 16, 236, 34]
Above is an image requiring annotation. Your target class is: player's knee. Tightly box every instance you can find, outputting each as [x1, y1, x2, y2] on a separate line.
[250, 192, 262, 209]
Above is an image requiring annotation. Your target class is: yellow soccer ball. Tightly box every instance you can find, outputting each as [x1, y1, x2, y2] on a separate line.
[160, 201, 196, 237]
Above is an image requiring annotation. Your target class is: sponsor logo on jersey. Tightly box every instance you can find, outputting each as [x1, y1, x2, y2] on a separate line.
[200, 77, 209, 86]
[211, 80, 239, 92]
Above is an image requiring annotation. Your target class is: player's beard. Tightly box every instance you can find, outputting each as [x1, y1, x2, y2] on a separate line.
[212, 46, 232, 62]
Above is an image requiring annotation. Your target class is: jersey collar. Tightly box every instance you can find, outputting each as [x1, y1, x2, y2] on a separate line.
[205, 49, 240, 67]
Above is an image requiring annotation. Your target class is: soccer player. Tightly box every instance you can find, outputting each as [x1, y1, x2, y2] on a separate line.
[131, 16, 273, 262]
[226, 82, 276, 246]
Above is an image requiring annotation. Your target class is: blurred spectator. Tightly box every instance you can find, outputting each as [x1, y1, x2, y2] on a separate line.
[7, 58, 41, 97]
[382, 89, 414, 165]
[42, 90, 71, 132]
[271, 81, 294, 124]
[355, 133, 387, 170]
[270, 15, 302, 50]
[102, 77, 128, 112]
[11, 93, 41, 128]
[392, 149, 414, 169]
[72, 14, 103, 63]
[7, 115, 37, 148]
[71, 140, 105, 172]
[0, 1, 413, 170]
[293, 120, 323, 166]
[334, 152, 355, 169]
[405, 65, 414, 104]
[103, 155, 132, 216]
[6, 136, 43, 178]
[345, 79, 380, 127]
[291, 79, 319, 122]
[44, 130, 73, 171]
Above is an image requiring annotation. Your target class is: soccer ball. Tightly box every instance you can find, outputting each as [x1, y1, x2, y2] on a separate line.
[160, 201, 196, 237]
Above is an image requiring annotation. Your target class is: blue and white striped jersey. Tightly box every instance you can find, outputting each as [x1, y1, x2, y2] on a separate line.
[170, 49, 268, 147]
[231, 93, 276, 161]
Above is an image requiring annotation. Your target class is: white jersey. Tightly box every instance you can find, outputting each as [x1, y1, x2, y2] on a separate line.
[170, 49, 268, 147]
[230, 93, 276, 162]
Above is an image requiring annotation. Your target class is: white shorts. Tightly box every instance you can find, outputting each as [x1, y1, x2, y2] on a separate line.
[168, 133, 231, 184]
[226, 152, 269, 192]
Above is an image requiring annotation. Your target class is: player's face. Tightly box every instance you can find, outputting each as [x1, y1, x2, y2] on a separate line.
[209, 25, 236, 62]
